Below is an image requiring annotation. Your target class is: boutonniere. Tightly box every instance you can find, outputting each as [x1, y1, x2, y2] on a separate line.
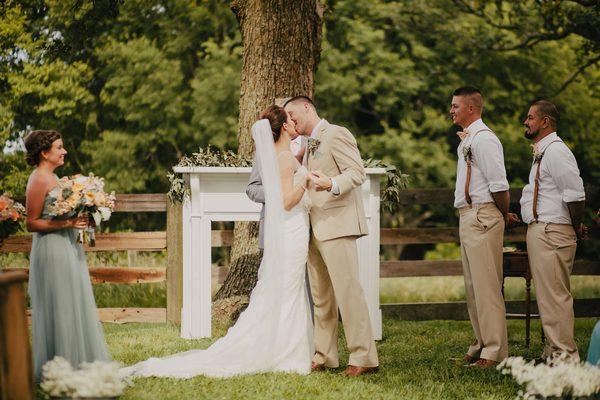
[531, 144, 543, 163]
[307, 138, 321, 156]
[462, 145, 473, 164]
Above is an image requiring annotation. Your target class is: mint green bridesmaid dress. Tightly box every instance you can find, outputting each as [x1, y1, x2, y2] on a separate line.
[588, 321, 600, 366]
[28, 195, 110, 381]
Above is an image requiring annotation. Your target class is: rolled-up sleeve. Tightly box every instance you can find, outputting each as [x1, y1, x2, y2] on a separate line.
[474, 134, 509, 193]
[546, 146, 585, 203]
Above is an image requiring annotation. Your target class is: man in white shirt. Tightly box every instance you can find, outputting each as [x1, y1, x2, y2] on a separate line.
[514, 100, 586, 362]
[450, 86, 510, 368]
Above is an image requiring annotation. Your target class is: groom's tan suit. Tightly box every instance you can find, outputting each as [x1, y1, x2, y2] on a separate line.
[305, 120, 378, 368]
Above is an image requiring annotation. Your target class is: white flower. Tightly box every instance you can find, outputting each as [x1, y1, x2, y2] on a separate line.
[98, 206, 112, 221]
[40, 357, 130, 397]
[498, 356, 600, 399]
[73, 174, 88, 185]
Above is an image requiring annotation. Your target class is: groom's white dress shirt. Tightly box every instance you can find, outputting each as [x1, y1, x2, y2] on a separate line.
[309, 118, 341, 195]
[291, 136, 304, 157]
[520, 132, 585, 225]
[454, 118, 509, 208]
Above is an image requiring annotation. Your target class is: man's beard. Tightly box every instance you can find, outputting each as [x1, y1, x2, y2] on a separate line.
[524, 127, 539, 140]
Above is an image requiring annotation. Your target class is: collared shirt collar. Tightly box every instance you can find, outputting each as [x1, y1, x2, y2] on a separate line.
[310, 119, 326, 138]
[464, 118, 484, 135]
[535, 132, 559, 153]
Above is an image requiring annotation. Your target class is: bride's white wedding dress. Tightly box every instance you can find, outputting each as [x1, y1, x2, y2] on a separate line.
[120, 120, 313, 379]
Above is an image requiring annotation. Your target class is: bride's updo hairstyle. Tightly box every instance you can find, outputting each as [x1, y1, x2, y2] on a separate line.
[259, 105, 287, 142]
[24, 130, 62, 166]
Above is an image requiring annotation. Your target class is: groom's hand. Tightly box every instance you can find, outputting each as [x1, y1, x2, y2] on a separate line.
[309, 170, 333, 192]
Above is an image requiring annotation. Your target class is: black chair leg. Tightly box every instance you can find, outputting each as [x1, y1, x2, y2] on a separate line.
[525, 277, 531, 348]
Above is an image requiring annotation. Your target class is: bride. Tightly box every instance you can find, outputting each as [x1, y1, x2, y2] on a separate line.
[120, 105, 313, 378]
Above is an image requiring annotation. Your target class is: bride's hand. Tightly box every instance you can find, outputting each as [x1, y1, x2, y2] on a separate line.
[309, 171, 332, 192]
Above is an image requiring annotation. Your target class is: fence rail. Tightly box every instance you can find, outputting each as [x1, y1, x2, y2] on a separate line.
[1, 187, 598, 325]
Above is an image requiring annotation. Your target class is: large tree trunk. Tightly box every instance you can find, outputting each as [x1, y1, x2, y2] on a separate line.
[215, 0, 323, 301]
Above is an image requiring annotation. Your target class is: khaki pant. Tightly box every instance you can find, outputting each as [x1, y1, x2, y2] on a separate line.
[459, 203, 508, 362]
[308, 232, 378, 367]
[527, 222, 579, 361]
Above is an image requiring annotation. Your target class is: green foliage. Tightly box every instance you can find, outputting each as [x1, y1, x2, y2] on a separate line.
[363, 158, 410, 213]
[166, 146, 409, 209]
[167, 146, 252, 203]
[190, 37, 242, 150]
[176, 145, 253, 169]
[0, 152, 30, 197]
[0, 0, 598, 238]
[1, 0, 239, 195]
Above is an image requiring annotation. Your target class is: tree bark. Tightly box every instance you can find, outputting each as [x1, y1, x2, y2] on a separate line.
[215, 0, 323, 300]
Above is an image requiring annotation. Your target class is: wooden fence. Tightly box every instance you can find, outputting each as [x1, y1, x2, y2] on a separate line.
[1, 187, 598, 324]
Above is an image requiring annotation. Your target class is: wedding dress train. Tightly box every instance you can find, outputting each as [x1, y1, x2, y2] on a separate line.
[120, 120, 313, 379]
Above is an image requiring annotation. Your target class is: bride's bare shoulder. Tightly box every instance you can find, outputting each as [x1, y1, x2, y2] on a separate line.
[276, 150, 298, 173]
[276, 150, 295, 163]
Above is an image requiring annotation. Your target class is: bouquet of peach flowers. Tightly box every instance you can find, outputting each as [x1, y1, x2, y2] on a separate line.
[48, 174, 116, 246]
[0, 193, 26, 244]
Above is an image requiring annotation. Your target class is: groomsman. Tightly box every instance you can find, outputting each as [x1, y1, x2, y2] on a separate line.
[450, 86, 509, 368]
[516, 100, 585, 362]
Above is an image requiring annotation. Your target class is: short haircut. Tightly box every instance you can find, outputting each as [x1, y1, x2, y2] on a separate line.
[453, 86, 484, 110]
[531, 99, 560, 127]
[283, 95, 315, 109]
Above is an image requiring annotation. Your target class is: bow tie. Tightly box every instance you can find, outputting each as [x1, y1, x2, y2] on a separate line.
[457, 129, 469, 141]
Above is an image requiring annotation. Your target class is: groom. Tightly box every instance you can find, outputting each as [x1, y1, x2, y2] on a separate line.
[284, 96, 379, 377]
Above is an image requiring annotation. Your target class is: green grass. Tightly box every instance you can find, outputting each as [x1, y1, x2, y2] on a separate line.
[106, 318, 598, 400]
[93, 275, 600, 308]
[380, 276, 600, 303]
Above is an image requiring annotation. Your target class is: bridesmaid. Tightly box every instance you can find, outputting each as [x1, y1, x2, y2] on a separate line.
[588, 322, 600, 366]
[24, 130, 110, 381]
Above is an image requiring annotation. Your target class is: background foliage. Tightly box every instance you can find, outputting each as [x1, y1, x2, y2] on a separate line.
[1, 0, 598, 252]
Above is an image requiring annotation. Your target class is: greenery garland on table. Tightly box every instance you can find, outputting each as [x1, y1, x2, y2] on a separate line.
[168, 146, 409, 212]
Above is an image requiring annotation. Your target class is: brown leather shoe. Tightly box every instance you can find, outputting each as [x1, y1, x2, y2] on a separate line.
[311, 361, 326, 372]
[464, 354, 479, 364]
[472, 358, 499, 369]
[343, 365, 379, 377]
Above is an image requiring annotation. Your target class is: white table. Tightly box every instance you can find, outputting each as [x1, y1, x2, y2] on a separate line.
[173, 166, 385, 340]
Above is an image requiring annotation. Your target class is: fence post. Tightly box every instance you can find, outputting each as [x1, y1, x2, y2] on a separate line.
[0, 270, 34, 400]
[166, 202, 183, 325]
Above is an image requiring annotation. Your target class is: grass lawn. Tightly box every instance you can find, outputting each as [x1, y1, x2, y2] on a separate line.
[107, 318, 598, 400]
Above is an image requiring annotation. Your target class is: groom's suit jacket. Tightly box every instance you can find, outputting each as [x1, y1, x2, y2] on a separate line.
[246, 155, 265, 249]
[306, 120, 368, 242]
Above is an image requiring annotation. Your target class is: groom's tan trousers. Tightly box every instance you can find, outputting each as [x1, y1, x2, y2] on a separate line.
[459, 203, 508, 362]
[308, 232, 379, 368]
[526, 222, 579, 361]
